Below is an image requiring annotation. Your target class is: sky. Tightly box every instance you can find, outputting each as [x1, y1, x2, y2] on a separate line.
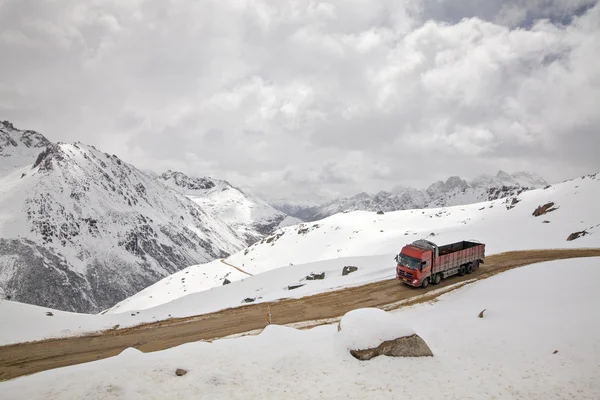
[1, 0, 599, 203]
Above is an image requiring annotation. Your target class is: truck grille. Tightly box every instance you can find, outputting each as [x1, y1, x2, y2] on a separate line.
[397, 269, 413, 280]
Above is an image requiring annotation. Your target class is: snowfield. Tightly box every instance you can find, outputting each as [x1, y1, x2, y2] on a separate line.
[228, 172, 599, 273]
[1, 173, 598, 346]
[2, 257, 599, 399]
[109, 172, 600, 313]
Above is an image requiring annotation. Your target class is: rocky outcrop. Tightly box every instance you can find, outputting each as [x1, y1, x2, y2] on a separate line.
[306, 272, 325, 280]
[342, 266, 358, 276]
[567, 231, 587, 241]
[533, 202, 558, 217]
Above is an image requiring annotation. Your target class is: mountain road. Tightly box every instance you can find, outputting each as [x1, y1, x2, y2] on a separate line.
[1, 248, 599, 381]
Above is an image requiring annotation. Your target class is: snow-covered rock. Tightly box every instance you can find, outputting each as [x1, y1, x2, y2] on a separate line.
[0, 122, 245, 313]
[159, 170, 301, 245]
[276, 170, 548, 221]
[337, 308, 416, 350]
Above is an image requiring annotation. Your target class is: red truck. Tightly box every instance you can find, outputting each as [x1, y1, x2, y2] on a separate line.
[395, 239, 485, 288]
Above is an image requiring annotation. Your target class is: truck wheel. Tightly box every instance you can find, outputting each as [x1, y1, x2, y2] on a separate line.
[458, 265, 466, 276]
[467, 263, 474, 274]
[433, 273, 441, 285]
[421, 277, 430, 288]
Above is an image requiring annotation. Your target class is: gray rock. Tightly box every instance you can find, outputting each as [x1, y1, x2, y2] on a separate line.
[306, 272, 325, 280]
[287, 283, 305, 290]
[175, 368, 187, 376]
[567, 230, 587, 241]
[350, 334, 433, 360]
[342, 266, 358, 276]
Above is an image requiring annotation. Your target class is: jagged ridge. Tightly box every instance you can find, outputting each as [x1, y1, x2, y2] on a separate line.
[274, 171, 548, 222]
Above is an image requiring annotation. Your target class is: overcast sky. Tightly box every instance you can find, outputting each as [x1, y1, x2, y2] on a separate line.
[1, 0, 599, 203]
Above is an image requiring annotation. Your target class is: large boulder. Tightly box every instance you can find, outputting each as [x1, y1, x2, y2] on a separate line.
[337, 308, 433, 360]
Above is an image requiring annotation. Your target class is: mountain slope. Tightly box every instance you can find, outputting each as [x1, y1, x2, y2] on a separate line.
[159, 170, 300, 245]
[0, 122, 245, 313]
[107, 171, 599, 313]
[276, 170, 548, 221]
[229, 172, 597, 275]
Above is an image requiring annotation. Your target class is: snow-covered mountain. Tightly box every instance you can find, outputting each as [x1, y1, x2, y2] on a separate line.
[0, 121, 245, 313]
[275, 171, 548, 221]
[158, 170, 300, 245]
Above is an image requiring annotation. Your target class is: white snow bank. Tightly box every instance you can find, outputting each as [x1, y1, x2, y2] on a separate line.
[337, 307, 415, 350]
[2, 257, 599, 399]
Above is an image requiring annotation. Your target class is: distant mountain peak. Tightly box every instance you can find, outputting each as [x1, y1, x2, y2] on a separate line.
[278, 170, 548, 222]
[161, 170, 218, 191]
[157, 169, 300, 245]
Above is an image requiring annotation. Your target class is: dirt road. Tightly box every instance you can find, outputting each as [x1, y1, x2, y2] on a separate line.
[220, 258, 253, 276]
[1, 248, 599, 381]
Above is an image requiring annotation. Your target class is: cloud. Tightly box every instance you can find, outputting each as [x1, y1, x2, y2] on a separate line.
[1, 0, 598, 202]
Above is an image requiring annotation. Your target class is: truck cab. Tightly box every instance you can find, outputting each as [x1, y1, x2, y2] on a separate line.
[395, 240, 434, 287]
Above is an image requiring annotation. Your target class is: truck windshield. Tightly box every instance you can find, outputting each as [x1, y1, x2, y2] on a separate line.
[397, 254, 422, 270]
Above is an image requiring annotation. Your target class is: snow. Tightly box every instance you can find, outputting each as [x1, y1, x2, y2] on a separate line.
[103, 259, 249, 313]
[2, 257, 599, 399]
[337, 307, 415, 350]
[227, 172, 600, 274]
[0, 173, 598, 345]
[0, 131, 246, 313]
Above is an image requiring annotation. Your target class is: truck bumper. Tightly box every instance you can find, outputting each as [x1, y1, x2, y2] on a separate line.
[397, 275, 419, 287]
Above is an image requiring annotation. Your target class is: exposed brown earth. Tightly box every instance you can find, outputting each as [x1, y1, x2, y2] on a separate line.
[1, 248, 599, 381]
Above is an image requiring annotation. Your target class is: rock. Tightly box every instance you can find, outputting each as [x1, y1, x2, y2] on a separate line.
[376, 210, 384, 215]
[222, 278, 231, 285]
[553, 350, 559, 354]
[567, 231, 587, 241]
[306, 272, 325, 280]
[45, 311, 53, 316]
[342, 266, 358, 276]
[287, 283, 305, 290]
[243, 297, 255, 303]
[542, 220, 551, 224]
[350, 334, 433, 360]
[478, 309, 486, 318]
[532, 202, 558, 217]
[175, 368, 187, 376]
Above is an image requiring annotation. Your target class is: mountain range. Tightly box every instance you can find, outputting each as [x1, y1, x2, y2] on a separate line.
[272, 171, 548, 221]
[0, 119, 551, 313]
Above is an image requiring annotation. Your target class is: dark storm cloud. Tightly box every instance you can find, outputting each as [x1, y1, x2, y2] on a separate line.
[1, 0, 598, 202]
